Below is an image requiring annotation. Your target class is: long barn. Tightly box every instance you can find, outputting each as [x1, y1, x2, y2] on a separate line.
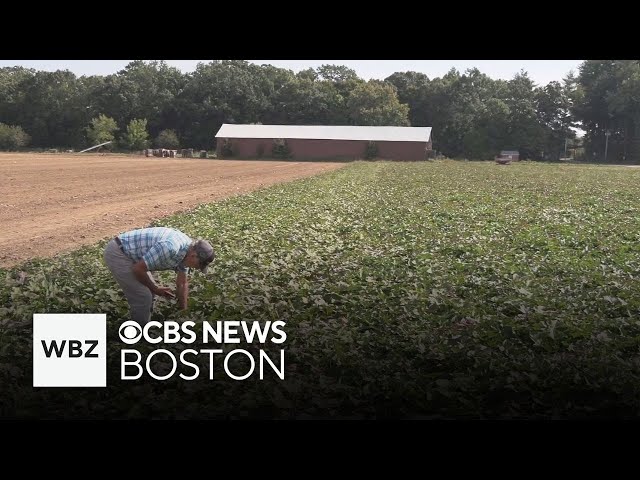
[214, 124, 433, 161]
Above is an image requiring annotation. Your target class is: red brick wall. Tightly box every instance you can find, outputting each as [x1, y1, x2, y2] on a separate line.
[376, 140, 430, 161]
[217, 138, 431, 161]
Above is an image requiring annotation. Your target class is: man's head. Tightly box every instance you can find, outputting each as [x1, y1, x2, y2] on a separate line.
[184, 239, 215, 273]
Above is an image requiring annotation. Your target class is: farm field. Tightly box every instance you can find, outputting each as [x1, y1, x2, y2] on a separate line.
[0, 152, 346, 268]
[2, 160, 640, 419]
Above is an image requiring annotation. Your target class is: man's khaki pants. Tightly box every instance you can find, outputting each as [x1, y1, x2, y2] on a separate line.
[104, 238, 155, 324]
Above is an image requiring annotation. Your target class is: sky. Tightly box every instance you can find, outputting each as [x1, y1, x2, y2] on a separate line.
[0, 60, 583, 86]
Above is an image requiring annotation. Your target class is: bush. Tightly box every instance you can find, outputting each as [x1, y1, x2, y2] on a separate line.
[364, 141, 378, 159]
[0, 123, 30, 150]
[272, 138, 292, 159]
[155, 129, 180, 150]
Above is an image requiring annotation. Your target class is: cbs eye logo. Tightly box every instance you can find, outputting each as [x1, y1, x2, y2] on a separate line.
[119, 321, 142, 344]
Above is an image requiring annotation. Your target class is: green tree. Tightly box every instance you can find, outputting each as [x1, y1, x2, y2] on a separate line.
[0, 67, 36, 127]
[91, 61, 186, 140]
[0, 123, 30, 150]
[572, 61, 619, 161]
[503, 71, 544, 159]
[573, 60, 640, 162]
[10, 70, 87, 148]
[347, 80, 410, 126]
[535, 80, 575, 159]
[462, 98, 511, 159]
[176, 60, 272, 148]
[296, 68, 318, 82]
[419, 68, 509, 158]
[266, 76, 345, 125]
[252, 65, 297, 124]
[122, 118, 150, 150]
[316, 65, 360, 83]
[414, 69, 459, 155]
[155, 129, 180, 149]
[86, 114, 118, 148]
[385, 71, 432, 126]
[316, 65, 365, 121]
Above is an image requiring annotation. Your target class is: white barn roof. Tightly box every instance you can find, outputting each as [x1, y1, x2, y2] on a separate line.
[215, 124, 432, 142]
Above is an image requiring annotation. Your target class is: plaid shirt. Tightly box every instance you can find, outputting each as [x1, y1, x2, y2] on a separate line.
[118, 227, 192, 272]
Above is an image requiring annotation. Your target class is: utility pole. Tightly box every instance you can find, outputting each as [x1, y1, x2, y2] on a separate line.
[604, 130, 611, 162]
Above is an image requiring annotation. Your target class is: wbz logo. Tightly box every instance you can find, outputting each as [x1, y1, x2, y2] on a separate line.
[41, 340, 99, 358]
[33, 314, 106, 387]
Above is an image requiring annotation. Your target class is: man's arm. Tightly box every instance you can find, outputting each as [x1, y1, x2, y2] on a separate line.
[132, 260, 175, 298]
[176, 270, 188, 310]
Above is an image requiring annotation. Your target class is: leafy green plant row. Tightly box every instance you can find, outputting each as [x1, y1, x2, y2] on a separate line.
[3, 160, 640, 419]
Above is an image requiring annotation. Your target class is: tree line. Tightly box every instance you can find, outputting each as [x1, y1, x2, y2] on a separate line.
[1, 60, 638, 161]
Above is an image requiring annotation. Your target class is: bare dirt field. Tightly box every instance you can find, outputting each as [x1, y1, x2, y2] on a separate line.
[0, 153, 347, 268]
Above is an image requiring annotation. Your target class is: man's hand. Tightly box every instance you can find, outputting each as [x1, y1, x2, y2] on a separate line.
[154, 286, 175, 298]
[132, 260, 175, 298]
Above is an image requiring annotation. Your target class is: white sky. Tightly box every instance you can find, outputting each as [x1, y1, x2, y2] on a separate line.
[0, 60, 583, 86]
